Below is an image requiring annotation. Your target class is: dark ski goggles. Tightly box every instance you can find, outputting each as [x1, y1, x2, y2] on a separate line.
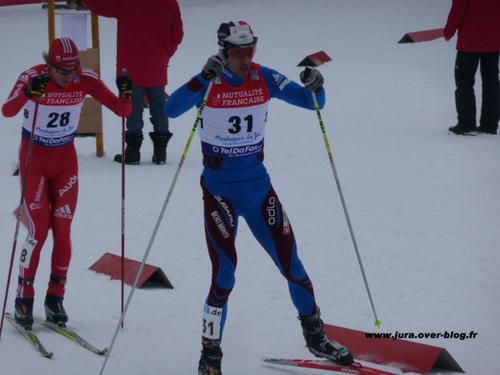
[227, 44, 257, 59]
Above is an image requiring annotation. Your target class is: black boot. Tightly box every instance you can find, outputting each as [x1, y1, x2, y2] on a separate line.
[14, 297, 34, 330]
[149, 132, 172, 165]
[198, 339, 223, 375]
[476, 126, 497, 134]
[114, 133, 143, 165]
[44, 295, 68, 326]
[299, 308, 353, 366]
[448, 125, 477, 135]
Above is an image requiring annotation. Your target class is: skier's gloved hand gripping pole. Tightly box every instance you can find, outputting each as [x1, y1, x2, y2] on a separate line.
[0, 73, 48, 338]
[201, 51, 226, 80]
[24, 74, 50, 99]
[99, 75, 216, 375]
[299, 52, 381, 329]
[116, 69, 132, 99]
[116, 68, 132, 328]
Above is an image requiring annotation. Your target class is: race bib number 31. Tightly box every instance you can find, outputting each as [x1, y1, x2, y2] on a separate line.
[202, 304, 223, 340]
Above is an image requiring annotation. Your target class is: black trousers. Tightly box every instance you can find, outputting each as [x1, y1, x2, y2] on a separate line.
[454, 51, 499, 131]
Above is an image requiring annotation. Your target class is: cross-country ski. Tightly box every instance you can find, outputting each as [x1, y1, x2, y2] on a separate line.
[35, 318, 108, 355]
[262, 357, 396, 375]
[4, 313, 53, 358]
[5, 313, 107, 357]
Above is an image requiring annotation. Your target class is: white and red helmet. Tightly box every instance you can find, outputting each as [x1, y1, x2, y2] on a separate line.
[48, 37, 80, 70]
[217, 21, 258, 50]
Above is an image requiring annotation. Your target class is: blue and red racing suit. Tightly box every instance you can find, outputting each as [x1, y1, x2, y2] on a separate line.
[164, 62, 325, 342]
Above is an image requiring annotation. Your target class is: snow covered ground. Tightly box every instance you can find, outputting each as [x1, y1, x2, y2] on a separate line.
[1, 1, 499, 374]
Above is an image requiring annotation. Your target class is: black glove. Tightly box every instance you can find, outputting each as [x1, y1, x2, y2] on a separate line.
[116, 73, 133, 99]
[201, 52, 226, 80]
[300, 67, 324, 92]
[24, 74, 49, 99]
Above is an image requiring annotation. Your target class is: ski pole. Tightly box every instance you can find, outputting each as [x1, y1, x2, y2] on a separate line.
[120, 113, 125, 329]
[117, 68, 129, 328]
[0, 101, 40, 339]
[118, 68, 129, 328]
[311, 91, 381, 329]
[99, 80, 215, 375]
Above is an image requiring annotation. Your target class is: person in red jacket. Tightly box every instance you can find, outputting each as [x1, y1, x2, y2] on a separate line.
[444, 0, 500, 135]
[2, 37, 132, 329]
[84, 0, 184, 164]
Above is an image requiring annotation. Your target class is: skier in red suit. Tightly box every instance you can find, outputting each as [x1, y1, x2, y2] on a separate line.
[2, 37, 132, 329]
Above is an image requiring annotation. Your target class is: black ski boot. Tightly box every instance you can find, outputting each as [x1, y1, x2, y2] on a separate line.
[14, 297, 34, 330]
[149, 132, 172, 165]
[198, 339, 223, 375]
[114, 133, 143, 165]
[44, 295, 68, 326]
[299, 308, 353, 366]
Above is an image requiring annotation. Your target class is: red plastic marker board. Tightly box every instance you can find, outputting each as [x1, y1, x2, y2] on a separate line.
[324, 324, 464, 374]
[297, 50, 332, 67]
[89, 252, 173, 288]
[398, 28, 444, 43]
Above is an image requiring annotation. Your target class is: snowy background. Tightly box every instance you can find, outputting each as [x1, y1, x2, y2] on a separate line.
[1, 0, 499, 374]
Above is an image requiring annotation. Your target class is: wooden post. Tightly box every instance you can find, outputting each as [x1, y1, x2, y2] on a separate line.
[90, 12, 104, 157]
[47, 0, 55, 43]
[91, 13, 99, 49]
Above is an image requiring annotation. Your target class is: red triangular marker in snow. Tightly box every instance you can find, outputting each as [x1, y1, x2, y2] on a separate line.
[297, 51, 332, 67]
[398, 28, 444, 43]
[89, 252, 173, 289]
[324, 324, 464, 374]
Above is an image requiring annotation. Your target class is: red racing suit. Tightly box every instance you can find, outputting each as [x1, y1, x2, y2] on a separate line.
[2, 64, 131, 299]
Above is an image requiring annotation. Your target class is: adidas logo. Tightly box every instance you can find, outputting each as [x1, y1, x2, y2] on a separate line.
[54, 204, 72, 219]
